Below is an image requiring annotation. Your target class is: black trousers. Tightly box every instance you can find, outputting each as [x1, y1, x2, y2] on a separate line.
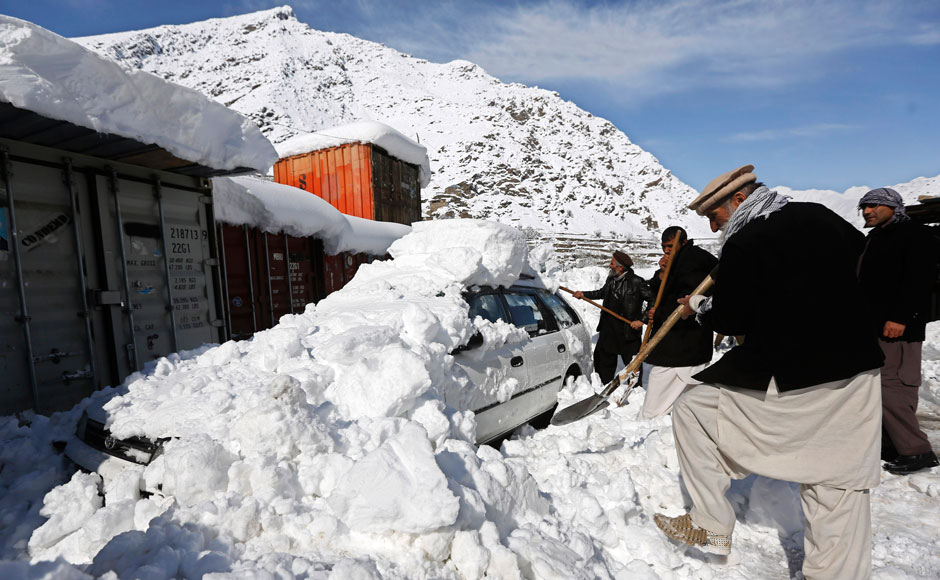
[880, 339, 932, 456]
[594, 336, 641, 384]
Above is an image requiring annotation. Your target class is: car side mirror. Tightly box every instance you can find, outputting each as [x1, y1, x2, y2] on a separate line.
[455, 331, 484, 352]
[466, 332, 484, 349]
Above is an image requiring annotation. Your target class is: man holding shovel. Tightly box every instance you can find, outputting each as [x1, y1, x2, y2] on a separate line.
[572, 250, 653, 384]
[640, 226, 717, 418]
[654, 165, 883, 580]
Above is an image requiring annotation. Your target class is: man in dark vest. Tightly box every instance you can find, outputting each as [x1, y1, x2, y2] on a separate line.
[572, 251, 652, 384]
[653, 165, 883, 580]
[641, 226, 717, 418]
[857, 187, 939, 475]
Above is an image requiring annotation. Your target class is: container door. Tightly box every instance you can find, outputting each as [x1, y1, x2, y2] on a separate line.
[261, 233, 293, 325]
[286, 235, 320, 311]
[218, 224, 259, 340]
[93, 173, 219, 377]
[323, 253, 345, 296]
[342, 252, 361, 283]
[0, 156, 99, 413]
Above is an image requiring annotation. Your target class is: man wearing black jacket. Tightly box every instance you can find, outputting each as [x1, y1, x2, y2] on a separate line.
[641, 226, 717, 418]
[653, 165, 884, 580]
[857, 187, 939, 475]
[573, 251, 652, 384]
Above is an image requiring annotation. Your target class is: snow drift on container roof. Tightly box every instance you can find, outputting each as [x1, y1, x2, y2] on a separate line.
[275, 120, 432, 188]
[212, 175, 411, 255]
[0, 15, 278, 173]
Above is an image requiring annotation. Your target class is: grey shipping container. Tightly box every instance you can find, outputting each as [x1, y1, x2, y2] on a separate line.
[1, 105, 229, 415]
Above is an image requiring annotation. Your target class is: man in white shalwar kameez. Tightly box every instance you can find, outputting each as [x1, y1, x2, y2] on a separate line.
[653, 165, 884, 580]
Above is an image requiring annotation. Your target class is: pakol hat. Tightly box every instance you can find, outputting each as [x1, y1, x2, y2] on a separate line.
[689, 164, 756, 216]
[612, 250, 633, 268]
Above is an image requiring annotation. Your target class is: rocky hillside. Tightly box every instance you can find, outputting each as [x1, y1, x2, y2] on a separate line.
[76, 6, 710, 240]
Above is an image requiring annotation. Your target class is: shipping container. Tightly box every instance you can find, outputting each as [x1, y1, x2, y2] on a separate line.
[216, 224, 330, 340]
[0, 103, 228, 415]
[273, 142, 421, 225]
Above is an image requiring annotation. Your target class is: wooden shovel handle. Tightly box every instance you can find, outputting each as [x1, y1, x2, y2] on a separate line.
[600, 272, 716, 397]
[559, 286, 634, 325]
[642, 236, 682, 346]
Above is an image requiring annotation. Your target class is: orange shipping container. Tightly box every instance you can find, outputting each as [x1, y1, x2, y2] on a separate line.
[273, 142, 422, 226]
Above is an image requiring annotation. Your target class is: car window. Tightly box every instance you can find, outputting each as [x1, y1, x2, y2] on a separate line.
[503, 292, 551, 335]
[540, 291, 579, 328]
[467, 293, 507, 323]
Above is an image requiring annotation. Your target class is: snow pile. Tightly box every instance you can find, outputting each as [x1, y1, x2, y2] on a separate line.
[276, 121, 433, 188]
[0, 16, 277, 173]
[17, 220, 612, 578]
[2, 231, 939, 578]
[212, 175, 412, 255]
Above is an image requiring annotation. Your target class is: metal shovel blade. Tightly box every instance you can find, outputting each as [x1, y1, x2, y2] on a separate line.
[550, 395, 611, 426]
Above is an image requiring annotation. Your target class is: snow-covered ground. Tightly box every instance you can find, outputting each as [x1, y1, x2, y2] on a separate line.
[1, 221, 937, 580]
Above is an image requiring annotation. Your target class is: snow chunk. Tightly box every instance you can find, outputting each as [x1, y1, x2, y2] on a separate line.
[327, 423, 459, 533]
[388, 220, 527, 288]
[212, 175, 411, 255]
[0, 16, 277, 172]
[276, 121, 432, 187]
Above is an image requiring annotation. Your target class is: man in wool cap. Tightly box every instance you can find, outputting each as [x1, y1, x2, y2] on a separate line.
[857, 187, 940, 475]
[653, 165, 884, 580]
[572, 251, 652, 384]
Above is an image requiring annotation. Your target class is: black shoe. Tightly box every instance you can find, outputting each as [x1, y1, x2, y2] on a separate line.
[884, 451, 939, 475]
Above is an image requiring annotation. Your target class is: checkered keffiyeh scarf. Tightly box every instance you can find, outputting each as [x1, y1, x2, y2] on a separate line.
[720, 186, 790, 251]
[857, 187, 910, 224]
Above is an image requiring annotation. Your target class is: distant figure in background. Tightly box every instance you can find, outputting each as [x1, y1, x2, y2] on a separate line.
[573, 251, 652, 384]
[857, 187, 940, 475]
[641, 226, 717, 418]
[654, 164, 883, 579]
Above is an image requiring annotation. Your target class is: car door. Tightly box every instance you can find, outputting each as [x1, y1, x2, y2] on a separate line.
[491, 289, 565, 426]
[451, 290, 529, 424]
[502, 289, 565, 391]
[537, 289, 581, 371]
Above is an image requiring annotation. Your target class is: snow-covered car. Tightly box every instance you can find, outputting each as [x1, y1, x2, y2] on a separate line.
[65, 278, 592, 491]
[455, 281, 591, 444]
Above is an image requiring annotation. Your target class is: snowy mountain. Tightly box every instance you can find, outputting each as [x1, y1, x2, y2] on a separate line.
[75, 5, 709, 240]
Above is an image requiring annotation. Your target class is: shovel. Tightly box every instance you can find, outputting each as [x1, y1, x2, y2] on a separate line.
[642, 235, 681, 347]
[558, 286, 635, 325]
[551, 271, 716, 426]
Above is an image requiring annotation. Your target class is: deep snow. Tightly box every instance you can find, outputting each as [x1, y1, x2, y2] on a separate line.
[0, 15, 277, 173]
[0, 221, 937, 580]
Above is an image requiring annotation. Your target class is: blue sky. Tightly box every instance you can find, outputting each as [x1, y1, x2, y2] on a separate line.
[5, 0, 940, 192]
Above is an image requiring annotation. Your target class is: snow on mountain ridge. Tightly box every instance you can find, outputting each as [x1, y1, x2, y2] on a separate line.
[75, 6, 711, 240]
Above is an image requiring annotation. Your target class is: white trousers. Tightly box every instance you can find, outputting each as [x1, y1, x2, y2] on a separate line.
[671, 370, 881, 580]
[641, 363, 708, 419]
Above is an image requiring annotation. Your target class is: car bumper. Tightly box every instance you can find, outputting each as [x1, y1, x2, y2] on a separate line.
[65, 435, 143, 482]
